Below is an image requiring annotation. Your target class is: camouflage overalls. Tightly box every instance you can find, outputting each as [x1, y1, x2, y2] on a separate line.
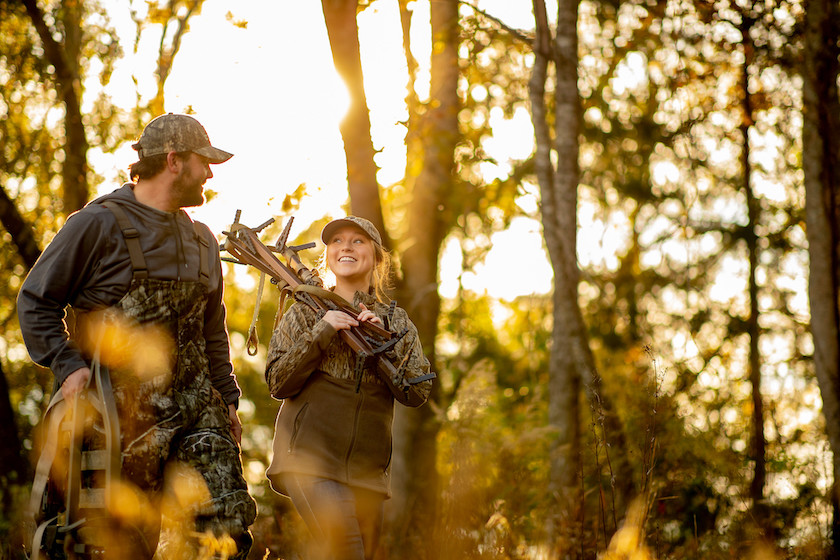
[78, 202, 256, 559]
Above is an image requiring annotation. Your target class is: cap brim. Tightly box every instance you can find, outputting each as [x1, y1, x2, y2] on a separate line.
[320, 219, 372, 244]
[194, 145, 233, 164]
[322, 219, 353, 244]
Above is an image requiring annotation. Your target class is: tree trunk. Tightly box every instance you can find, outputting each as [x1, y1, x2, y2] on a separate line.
[0, 183, 40, 481]
[318, 1, 459, 556]
[389, 0, 459, 556]
[739, 17, 768, 536]
[22, 0, 90, 214]
[802, 0, 840, 552]
[531, 0, 635, 552]
[320, 0, 388, 242]
[530, 0, 583, 553]
[0, 359, 26, 483]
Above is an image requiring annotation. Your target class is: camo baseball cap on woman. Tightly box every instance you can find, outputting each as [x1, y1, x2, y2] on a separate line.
[131, 113, 233, 163]
[321, 216, 383, 246]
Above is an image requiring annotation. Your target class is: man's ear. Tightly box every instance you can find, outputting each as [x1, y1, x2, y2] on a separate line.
[165, 151, 182, 173]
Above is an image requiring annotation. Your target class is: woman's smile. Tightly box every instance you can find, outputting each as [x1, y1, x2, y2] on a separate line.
[326, 225, 375, 291]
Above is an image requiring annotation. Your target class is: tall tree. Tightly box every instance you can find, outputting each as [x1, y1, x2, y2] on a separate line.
[316, 0, 547, 555]
[390, 0, 460, 555]
[802, 0, 840, 551]
[529, 0, 584, 550]
[574, 0, 809, 548]
[530, 0, 636, 551]
[318, 1, 460, 556]
[734, 2, 767, 537]
[320, 0, 388, 240]
[22, 0, 91, 214]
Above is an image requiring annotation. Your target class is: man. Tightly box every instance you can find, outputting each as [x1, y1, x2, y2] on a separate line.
[18, 113, 257, 559]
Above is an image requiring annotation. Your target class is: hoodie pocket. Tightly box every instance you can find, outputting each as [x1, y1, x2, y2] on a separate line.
[289, 402, 309, 453]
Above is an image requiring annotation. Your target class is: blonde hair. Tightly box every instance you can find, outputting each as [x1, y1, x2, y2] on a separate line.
[318, 240, 392, 303]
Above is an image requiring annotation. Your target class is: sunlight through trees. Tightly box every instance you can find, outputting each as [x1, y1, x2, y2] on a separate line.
[0, 0, 832, 558]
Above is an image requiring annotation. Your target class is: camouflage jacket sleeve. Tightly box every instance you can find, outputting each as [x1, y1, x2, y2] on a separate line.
[388, 305, 433, 407]
[265, 303, 335, 399]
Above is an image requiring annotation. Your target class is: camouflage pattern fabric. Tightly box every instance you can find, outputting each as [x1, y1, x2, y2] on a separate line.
[266, 291, 432, 399]
[79, 277, 256, 559]
[265, 290, 432, 499]
[132, 113, 232, 163]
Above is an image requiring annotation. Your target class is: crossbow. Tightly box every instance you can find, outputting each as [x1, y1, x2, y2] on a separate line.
[221, 211, 433, 406]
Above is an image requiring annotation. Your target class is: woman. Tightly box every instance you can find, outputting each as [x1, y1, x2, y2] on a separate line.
[265, 216, 433, 560]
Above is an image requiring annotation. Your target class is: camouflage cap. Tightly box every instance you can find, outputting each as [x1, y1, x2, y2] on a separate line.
[131, 113, 233, 163]
[321, 216, 383, 246]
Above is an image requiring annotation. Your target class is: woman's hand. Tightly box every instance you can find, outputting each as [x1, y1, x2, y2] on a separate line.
[357, 303, 381, 325]
[322, 310, 360, 331]
[322, 304, 381, 331]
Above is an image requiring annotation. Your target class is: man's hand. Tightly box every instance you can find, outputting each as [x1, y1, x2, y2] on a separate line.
[228, 403, 243, 445]
[61, 367, 91, 401]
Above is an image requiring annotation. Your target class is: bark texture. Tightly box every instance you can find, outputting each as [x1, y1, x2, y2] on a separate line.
[530, 0, 634, 551]
[802, 0, 840, 550]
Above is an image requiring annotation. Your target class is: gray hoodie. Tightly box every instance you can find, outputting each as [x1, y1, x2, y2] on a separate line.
[17, 184, 240, 405]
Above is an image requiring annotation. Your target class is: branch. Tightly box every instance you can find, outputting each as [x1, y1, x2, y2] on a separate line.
[153, 0, 203, 114]
[457, 0, 534, 45]
[0, 184, 42, 270]
[21, 0, 73, 87]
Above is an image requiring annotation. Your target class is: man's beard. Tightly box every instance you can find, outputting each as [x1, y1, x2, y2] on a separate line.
[172, 167, 205, 208]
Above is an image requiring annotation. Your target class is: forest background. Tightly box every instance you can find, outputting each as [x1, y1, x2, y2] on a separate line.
[1, 0, 840, 559]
